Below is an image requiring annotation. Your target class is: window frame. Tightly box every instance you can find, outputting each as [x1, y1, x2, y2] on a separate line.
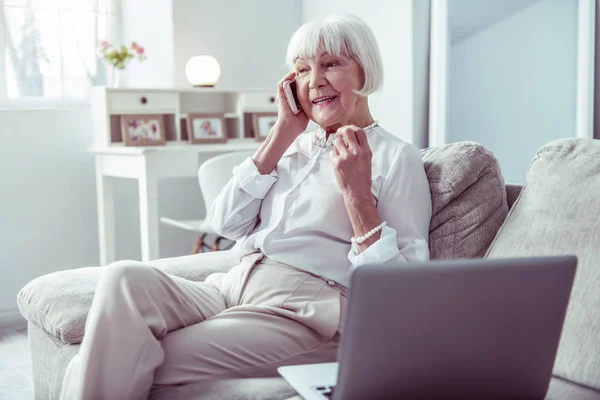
[0, 0, 120, 110]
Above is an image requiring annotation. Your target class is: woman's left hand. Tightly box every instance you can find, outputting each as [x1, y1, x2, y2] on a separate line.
[331, 125, 373, 202]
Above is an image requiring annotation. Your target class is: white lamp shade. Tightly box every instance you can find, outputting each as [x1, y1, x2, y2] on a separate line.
[185, 55, 222, 87]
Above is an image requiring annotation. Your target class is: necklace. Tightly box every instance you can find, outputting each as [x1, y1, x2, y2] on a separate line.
[312, 120, 379, 148]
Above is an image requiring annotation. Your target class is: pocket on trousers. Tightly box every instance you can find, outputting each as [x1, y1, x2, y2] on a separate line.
[281, 277, 341, 341]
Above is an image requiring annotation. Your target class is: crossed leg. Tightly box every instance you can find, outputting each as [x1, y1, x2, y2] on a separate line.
[152, 305, 340, 391]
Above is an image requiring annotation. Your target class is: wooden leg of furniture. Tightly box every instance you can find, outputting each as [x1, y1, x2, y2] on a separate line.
[212, 236, 224, 252]
[192, 234, 207, 254]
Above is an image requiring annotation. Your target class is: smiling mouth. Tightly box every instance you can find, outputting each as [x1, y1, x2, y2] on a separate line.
[312, 95, 338, 106]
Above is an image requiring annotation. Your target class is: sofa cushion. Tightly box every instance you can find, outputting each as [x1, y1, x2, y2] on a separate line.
[149, 377, 296, 400]
[547, 377, 600, 400]
[421, 141, 508, 259]
[17, 250, 237, 345]
[486, 138, 600, 390]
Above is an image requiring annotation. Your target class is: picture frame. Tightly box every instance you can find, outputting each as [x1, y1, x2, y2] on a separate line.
[252, 112, 278, 141]
[120, 114, 167, 147]
[186, 113, 228, 144]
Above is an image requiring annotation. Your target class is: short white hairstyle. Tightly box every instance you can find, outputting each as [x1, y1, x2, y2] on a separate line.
[285, 14, 384, 97]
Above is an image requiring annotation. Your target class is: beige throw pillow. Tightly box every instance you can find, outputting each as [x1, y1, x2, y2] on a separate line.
[421, 141, 508, 260]
[486, 138, 600, 389]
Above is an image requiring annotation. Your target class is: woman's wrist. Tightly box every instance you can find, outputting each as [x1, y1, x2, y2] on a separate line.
[252, 122, 300, 175]
[344, 194, 382, 251]
[352, 221, 387, 244]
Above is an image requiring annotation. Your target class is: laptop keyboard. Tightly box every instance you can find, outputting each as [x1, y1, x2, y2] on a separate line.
[314, 385, 335, 399]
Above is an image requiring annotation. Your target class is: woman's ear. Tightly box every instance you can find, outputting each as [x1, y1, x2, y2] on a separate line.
[357, 66, 366, 92]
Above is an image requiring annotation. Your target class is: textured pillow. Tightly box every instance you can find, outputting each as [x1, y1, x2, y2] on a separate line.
[486, 138, 600, 390]
[421, 141, 508, 260]
[17, 250, 237, 345]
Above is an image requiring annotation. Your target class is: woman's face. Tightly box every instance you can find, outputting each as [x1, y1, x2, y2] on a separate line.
[294, 51, 368, 131]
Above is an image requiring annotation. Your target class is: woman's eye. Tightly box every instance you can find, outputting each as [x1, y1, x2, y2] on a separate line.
[326, 62, 338, 68]
[297, 68, 307, 74]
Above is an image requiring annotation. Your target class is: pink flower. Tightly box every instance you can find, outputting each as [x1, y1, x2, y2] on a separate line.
[101, 40, 109, 49]
[136, 47, 145, 55]
[131, 41, 139, 49]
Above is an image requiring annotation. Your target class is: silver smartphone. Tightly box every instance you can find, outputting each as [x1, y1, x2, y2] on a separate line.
[283, 80, 302, 115]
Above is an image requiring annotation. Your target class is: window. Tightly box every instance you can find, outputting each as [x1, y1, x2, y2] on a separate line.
[0, 0, 115, 101]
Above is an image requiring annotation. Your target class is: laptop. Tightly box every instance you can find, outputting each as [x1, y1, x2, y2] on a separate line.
[278, 256, 577, 400]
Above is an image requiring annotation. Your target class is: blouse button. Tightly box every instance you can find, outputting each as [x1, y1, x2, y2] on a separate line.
[327, 280, 335, 286]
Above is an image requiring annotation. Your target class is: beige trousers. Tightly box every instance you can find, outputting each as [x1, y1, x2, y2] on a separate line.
[60, 252, 348, 400]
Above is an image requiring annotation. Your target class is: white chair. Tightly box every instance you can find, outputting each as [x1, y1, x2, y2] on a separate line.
[160, 150, 255, 253]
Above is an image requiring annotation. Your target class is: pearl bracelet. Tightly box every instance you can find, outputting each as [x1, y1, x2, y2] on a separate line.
[351, 221, 387, 245]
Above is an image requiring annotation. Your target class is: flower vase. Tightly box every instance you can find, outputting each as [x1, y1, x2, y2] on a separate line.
[112, 69, 123, 88]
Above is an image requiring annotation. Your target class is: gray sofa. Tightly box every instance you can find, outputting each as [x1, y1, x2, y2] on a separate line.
[17, 138, 600, 399]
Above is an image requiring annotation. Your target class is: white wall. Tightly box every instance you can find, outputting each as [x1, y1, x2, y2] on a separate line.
[0, 108, 98, 319]
[302, 0, 430, 146]
[120, 0, 175, 87]
[412, 0, 431, 149]
[172, 0, 303, 89]
[448, 0, 578, 183]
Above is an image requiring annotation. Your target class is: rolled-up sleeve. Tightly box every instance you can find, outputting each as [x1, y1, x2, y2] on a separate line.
[207, 157, 278, 241]
[347, 145, 432, 268]
[234, 157, 278, 199]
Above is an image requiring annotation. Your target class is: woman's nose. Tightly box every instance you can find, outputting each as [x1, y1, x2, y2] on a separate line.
[309, 69, 327, 89]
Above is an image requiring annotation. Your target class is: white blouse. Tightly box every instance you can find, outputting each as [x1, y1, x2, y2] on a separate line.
[207, 126, 432, 288]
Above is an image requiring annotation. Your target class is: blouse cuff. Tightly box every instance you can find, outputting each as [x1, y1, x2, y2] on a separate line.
[232, 157, 278, 199]
[348, 225, 400, 267]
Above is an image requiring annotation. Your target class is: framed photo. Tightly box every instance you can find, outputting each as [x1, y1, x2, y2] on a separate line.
[252, 112, 278, 141]
[120, 115, 166, 147]
[186, 113, 228, 144]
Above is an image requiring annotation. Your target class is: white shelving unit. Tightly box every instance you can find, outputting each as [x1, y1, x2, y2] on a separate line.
[89, 86, 276, 264]
[91, 86, 277, 148]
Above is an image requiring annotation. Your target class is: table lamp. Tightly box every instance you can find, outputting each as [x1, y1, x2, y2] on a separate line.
[185, 55, 222, 87]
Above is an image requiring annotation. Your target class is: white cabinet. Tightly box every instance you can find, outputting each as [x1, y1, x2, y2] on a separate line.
[91, 87, 277, 148]
[237, 91, 278, 111]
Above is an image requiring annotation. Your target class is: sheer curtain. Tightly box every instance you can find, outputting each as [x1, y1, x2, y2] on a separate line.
[1, 0, 115, 99]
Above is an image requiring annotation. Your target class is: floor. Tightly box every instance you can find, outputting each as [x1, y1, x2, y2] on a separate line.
[0, 328, 35, 400]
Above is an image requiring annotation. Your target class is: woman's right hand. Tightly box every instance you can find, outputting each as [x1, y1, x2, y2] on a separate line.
[275, 72, 309, 140]
[251, 72, 310, 175]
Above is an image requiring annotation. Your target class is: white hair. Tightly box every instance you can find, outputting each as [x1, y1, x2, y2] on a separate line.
[285, 14, 384, 97]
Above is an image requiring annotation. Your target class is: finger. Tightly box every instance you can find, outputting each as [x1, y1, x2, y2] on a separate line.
[330, 149, 338, 163]
[338, 126, 359, 153]
[356, 129, 368, 147]
[335, 127, 349, 146]
[278, 71, 296, 88]
[334, 134, 348, 148]
[277, 72, 297, 96]
[343, 129, 360, 152]
[334, 135, 348, 155]
[330, 145, 341, 163]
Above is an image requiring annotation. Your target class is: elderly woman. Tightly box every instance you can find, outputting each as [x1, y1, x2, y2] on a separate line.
[60, 14, 431, 400]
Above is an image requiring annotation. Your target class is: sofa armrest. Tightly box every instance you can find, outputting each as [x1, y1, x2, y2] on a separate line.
[17, 250, 238, 345]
